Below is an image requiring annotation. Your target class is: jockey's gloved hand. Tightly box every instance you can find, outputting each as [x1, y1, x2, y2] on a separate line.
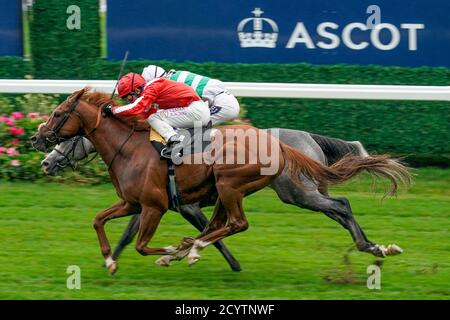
[102, 104, 113, 117]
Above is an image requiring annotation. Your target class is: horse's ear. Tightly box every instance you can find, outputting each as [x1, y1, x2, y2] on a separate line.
[69, 86, 90, 102]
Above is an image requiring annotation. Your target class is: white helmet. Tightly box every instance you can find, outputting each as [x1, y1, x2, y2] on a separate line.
[141, 65, 166, 82]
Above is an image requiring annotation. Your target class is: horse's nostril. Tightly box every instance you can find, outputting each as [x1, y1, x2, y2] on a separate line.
[30, 136, 37, 142]
[42, 161, 49, 167]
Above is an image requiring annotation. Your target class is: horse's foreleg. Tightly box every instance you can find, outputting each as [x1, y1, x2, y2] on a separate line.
[93, 201, 138, 274]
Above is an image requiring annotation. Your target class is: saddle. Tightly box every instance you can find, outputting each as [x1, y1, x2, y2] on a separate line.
[149, 121, 214, 211]
[149, 121, 214, 165]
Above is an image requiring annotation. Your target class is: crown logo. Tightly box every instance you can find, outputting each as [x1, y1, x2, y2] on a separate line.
[237, 8, 278, 48]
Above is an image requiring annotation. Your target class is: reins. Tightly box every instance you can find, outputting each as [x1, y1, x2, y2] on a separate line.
[107, 123, 135, 171]
[76, 135, 99, 168]
[53, 141, 78, 170]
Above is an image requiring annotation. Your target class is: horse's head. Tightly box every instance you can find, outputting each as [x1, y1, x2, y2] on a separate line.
[30, 88, 87, 152]
[41, 136, 95, 176]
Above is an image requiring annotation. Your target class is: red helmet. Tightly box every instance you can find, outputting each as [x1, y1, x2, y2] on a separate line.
[117, 72, 146, 98]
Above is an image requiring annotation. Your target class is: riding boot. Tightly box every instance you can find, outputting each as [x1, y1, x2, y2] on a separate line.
[161, 134, 185, 162]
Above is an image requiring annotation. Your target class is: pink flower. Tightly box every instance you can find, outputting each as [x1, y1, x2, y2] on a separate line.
[6, 148, 19, 156]
[0, 146, 6, 154]
[9, 127, 25, 136]
[27, 112, 40, 119]
[0, 116, 15, 126]
[10, 159, 21, 167]
[11, 112, 24, 120]
[12, 138, 19, 146]
[41, 115, 50, 121]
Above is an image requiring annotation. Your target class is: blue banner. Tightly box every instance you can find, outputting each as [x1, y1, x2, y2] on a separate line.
[0, 1, 22, 56]
[107, 0, 450, 67]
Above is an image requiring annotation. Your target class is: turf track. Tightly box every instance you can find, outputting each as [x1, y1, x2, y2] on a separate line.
[0, 168, 449, 299]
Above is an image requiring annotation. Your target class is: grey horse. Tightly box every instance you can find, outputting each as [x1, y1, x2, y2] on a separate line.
[42, 129, 408, 270]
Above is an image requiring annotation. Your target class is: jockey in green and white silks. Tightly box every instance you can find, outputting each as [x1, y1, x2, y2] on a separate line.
[141, 65, 240, 126]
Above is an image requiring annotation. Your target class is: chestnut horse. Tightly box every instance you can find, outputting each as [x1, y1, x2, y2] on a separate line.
[31, 88, 409, 274]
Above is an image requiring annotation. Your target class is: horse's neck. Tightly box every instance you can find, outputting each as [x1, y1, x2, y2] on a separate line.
[79, 104, 126, 165]
[78, 104, 139, 172]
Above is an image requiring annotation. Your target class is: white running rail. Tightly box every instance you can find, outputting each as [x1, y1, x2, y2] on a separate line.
[0, 79, 449, 101]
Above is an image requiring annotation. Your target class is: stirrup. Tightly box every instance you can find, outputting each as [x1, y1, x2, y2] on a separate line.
[161, 144, 183, 164]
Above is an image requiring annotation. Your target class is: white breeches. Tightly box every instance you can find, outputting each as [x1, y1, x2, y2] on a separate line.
[147, 100, 210, 141]
[209, 91, 240, 126]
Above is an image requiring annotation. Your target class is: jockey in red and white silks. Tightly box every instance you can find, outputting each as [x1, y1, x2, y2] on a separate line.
[104, 72, 210, 148]
[141, 65, 240, 126]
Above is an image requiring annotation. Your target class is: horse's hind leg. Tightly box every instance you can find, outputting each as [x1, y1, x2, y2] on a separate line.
[271, 177, 402, 257]
[183, 166, 276, 265]
[184, 181, 250, 266]
[156, 199, 229, 266]
[324, 197, 402, 257]
[177, 203, 241, 271]
[134, 205, 179, 258]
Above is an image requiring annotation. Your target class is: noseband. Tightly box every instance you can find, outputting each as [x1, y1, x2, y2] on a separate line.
[41, 97, 102, 147]
[53, 138, 79, 170]
[41, 98, 81, 145]
[53, 136, 99, 170]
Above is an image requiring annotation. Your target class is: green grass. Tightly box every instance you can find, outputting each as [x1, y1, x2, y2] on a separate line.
[0, 168, 449, 299]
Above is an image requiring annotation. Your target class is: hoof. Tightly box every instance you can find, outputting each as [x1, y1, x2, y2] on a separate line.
[370, 244, 403, 258]
[155, 255, 172, 267]
[106, 260, 118, 275]
[386, 244, 403, 256]
[187, 252, 201, 266]
[164, 245, 177, 255]
[230, 263, 242, 272]
[371, 244, 388, 257]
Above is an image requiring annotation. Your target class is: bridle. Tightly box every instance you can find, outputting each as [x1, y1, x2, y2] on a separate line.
[53, 136, 98, 171]
[41, 95, 104, 147]
[41, 95, 134, 172]
[41, 97, 82, 145]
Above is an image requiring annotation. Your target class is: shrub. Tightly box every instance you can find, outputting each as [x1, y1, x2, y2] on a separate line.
[0, 109, 111, 183]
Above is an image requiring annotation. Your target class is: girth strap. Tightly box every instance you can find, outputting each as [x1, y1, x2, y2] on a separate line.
[151, 140, 182, 211]
[167, 160, 182, 212]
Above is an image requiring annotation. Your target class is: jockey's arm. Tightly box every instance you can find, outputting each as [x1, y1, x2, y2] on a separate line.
[111, 83, 159, 118]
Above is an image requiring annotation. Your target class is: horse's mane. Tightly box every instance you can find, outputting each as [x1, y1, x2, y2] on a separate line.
[82, 90, 115, 108]
[80, 89, 150, 132]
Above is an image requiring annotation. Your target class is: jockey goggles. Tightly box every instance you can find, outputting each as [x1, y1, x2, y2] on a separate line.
[120, 72, 145, 103]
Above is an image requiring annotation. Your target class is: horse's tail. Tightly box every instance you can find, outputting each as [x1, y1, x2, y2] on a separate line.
[280, 143, 411, 196]
[310, 133, 369, 165]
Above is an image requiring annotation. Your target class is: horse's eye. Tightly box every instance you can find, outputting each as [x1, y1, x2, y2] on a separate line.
[54, 112, 61, 118]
